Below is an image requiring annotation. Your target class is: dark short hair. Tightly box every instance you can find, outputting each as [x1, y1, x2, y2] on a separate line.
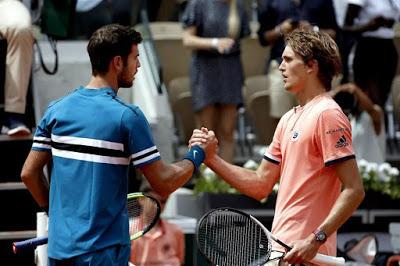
[87, 24, 142, 76]
[284, 28, 342, 90]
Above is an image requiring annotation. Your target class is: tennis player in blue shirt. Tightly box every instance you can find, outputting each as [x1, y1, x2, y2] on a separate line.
[20, 24, 217, 266]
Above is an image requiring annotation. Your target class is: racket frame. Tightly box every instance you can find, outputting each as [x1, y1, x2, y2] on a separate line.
[196, 207, 345, 266]
[127, 192, 161, 240]
[196, 207, 273, 266]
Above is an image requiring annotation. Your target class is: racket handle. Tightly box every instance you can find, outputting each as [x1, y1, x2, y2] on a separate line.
[311, 253, 345, 266]
[13, 236, 48, 254]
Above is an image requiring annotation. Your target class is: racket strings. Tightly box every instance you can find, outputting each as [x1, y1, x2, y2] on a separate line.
[198, 210, 272, 266]
[127, 197, 158, 236]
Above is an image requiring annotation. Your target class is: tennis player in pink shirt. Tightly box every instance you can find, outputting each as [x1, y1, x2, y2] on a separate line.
[190, 28, 365, 265]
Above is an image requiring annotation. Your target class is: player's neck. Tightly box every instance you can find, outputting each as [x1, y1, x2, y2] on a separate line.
[296, 81, 326, 106]
[86, 75, 118, 93]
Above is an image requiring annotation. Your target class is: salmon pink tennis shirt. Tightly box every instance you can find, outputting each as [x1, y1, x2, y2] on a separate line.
[264, 93, 355, 256]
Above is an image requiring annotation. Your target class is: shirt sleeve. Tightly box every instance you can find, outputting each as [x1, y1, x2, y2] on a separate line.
[182, 0, 201, 29]
[315, 108, 355, 167]
[264, 117, 283, 164]
[32, 107, 53, 152]
[122, 106, 161, 168]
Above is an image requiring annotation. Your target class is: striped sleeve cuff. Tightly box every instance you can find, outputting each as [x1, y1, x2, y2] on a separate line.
[263, 151, 280, 165]
[32, 136, 52, 150]
[131, 146, 161, 167]
[325, 154, 356, 167]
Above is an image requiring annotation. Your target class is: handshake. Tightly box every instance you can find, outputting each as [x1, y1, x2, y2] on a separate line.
[184, 127, 219, 170]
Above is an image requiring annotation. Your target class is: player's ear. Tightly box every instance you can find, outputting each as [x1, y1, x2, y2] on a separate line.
[306, 59, 318, 74]
[111, 56, 124, 72]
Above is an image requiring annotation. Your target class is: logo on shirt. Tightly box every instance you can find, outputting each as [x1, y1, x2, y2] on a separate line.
[291, 131, 301, 141]
[335, 135, 348, 148]
[326, 127, 350, 135]
[193, 150, 198, 159]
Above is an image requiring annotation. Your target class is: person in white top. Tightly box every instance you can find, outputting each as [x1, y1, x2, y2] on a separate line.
[343, 0, 400, 108]
[330, 82, 386, 164]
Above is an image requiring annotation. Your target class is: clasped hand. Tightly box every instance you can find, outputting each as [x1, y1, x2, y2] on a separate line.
[189, 127, 218, 163]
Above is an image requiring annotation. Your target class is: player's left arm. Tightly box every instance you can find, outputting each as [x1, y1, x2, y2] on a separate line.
[284, 108, 365, 264]
[21, 150, 52, 211]
[284, 159, 365, 264]
[318, 158, 365, 236]
[314, 109, 366, 239]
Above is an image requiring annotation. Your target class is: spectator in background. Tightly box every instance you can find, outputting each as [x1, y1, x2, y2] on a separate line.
[111, 0, 133, 26]
[0, 0, 34, 136]
[74, 0, 112, 39]
[331, 82, 386, 163]
[343, 0, 400, 109]
[257, 0, 338, 126]
[182, 0, 250, 163]
[75, 0, 138, 39]
[130, 187, 185, 266]
[332, 0, 356, 84]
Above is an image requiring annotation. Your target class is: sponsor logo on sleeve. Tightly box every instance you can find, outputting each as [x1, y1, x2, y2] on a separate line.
[335, 135, 348, 148]
[326, 127, 350, 135]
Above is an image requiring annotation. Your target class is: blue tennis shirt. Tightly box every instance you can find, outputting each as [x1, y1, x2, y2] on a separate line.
[32, 87, 161, 259]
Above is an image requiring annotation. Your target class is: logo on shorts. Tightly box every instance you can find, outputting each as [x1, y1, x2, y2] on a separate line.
[335, 135, 348, 148]
[291, 131, 301, 141]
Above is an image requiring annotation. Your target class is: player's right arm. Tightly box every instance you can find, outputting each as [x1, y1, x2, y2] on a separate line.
[141, 132, 218, 197]
[190, 126, 281, 201]
[204, 153, 280, 201]
[142, 130, 218, 198]
[140, 159, 198, 198]
[125, 107, 217, 198]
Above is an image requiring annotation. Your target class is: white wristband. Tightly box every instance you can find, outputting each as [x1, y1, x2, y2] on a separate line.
[211, 38, 219, 49]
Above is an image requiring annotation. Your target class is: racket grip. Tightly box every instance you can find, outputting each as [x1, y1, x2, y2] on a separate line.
[311, 253, 345, 266]
[13, 236, 48, 254]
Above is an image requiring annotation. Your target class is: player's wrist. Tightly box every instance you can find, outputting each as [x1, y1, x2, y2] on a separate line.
[312, 229, 328, 244]
[183, 145, 205, 172]
[305, 233, 322, 249]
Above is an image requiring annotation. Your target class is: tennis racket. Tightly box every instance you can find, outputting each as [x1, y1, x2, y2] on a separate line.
[196, 207, 345, 266]
[13, 192, 161, 254]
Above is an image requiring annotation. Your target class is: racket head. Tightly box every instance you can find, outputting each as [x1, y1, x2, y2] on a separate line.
[196, 207, 272, 266]
[127, 192, 161, 240]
